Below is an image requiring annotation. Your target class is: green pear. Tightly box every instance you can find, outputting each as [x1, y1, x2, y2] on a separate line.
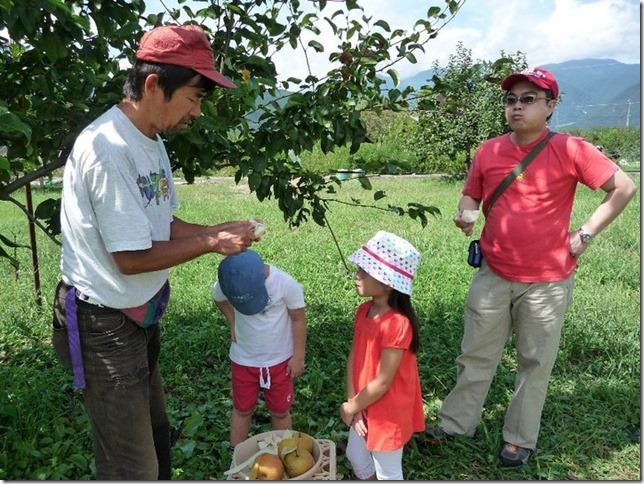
[294, 432, 315, 454]
[283, 448, 315, 478]
[278, 437, 299, 459]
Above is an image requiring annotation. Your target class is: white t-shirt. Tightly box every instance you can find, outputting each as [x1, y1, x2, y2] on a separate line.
[60, 105, 178, 308]
[212, 265, 305, 367]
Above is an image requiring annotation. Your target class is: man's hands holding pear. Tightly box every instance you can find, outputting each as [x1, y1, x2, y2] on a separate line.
[209, 219, 265, 255]
[454, 196, 481, 236]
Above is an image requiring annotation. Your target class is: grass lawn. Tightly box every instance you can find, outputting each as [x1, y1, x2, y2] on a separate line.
[0, 175, 640, 480]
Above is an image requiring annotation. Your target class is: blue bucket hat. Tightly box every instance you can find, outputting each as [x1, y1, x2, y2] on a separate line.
[217, 250, 268, 315]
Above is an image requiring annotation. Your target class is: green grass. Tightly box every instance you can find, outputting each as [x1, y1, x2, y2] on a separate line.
[0, 175, 639, 480]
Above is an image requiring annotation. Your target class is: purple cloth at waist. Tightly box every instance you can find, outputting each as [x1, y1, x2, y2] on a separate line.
[65, 287, 86, 390]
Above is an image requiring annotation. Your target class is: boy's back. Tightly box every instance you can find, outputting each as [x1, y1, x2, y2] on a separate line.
[212, 265, 305, 366]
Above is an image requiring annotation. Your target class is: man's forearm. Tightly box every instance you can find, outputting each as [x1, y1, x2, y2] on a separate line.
[582, 170, 637, 235]
[112, 236, 219, 275]
[582, 171, 636, 235]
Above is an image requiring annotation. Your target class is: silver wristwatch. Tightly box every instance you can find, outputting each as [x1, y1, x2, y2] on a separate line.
[578, 228, 593, 244]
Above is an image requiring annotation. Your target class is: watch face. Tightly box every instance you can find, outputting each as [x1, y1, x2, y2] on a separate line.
[580, 232, 592, 243]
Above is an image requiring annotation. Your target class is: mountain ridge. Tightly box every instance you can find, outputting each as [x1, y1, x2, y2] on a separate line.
[395, 58, 640, 130]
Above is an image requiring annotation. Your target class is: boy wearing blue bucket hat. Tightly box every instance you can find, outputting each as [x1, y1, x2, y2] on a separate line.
[212, 250, 307, 447]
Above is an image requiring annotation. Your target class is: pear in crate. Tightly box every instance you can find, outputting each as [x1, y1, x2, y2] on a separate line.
[248, 453, 284, 480]
[283, 448, 315, 478]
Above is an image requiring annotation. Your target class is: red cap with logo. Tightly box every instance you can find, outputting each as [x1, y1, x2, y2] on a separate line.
[501, 67, 559, 99]
[136, 24, 236, 89]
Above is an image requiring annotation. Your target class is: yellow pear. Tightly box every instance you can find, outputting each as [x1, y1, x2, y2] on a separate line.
[283, 448, 315, 478]
[294, 432, 315, 454]
[250, 453, 284, 480]
[277, 437, 299, 459]
[248, 459, 260, 480]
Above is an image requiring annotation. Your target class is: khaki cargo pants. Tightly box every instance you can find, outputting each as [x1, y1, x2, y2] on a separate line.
[438, 260, 574, 450]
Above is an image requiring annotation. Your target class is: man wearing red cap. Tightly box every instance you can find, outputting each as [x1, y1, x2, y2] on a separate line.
[425, 67, 636, 466]
[52, 24, 258, 479]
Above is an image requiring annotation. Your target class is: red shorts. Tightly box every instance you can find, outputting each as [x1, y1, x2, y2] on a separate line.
[231, 359, 294, 414]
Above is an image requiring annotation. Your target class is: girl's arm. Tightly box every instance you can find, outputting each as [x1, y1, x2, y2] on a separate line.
[344, 344, 368, 436]
[346, 344, 356, 400]
[287, 308, 307, 378]
[215, 300, 236, 342]
[340, 347, 404, 424]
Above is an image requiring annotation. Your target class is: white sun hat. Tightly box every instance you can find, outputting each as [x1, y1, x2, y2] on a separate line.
[348, 231, 421, 295]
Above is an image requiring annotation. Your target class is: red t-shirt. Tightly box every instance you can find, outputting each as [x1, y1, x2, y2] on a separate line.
[351, 301, 425, 451]
[463, 130, 618, 282]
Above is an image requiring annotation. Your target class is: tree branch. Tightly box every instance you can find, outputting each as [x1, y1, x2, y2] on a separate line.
[323, 211, 351, 272]
[321, 196, 400, 213]
[0, 147, 69, 200]
[5, 196, 61, 247]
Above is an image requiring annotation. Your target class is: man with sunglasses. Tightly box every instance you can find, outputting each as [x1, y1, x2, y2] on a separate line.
[426, 67, 636, 466]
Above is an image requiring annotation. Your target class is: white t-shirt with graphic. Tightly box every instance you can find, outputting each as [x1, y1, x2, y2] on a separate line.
[60, 105, 178, 308]
[212, 265, 305, 367]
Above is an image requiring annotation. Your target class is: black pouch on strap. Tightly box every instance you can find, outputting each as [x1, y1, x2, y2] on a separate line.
[467, 239, 483, 268]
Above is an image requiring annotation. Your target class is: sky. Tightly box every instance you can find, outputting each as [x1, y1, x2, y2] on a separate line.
[144, 0, 641, 81]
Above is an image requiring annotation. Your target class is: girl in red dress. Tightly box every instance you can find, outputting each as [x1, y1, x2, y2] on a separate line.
[340, 231, 425, 480]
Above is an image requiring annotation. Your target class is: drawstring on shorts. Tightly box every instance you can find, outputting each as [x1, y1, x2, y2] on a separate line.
[259, 367, 271, 390]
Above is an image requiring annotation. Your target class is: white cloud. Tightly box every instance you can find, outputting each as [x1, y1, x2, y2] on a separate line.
[529, 0, 640, 65]
[144, 0, 640, 82]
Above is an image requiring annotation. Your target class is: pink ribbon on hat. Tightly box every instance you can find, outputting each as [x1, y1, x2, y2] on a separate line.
[361, 245, 414, 280]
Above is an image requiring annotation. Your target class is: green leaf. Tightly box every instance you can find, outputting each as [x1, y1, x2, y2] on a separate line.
[0, 245, 19, 270]
[374, 190, 386, 201]
[324, 17, 338, 35]
[345, 0, 359, 10]
[179, 440, 196, 458]
[42, 32, 68, 63]
[405, 52, 417, 64]
[0, 155, 9, 171]
[69, 453, 87, 468]
[183, 413, 204, 437]
[34, 198, 59, 220]
[0, 232, 29, 249]
[427, 6, 441, 17]
[357, 175, 371, 190]
[374, 20, 390, 32]
[308, 40, 324, 52]
[284, 93, 307, 108]
[387, 68, 399, 87]
[0, 107, 32, 141]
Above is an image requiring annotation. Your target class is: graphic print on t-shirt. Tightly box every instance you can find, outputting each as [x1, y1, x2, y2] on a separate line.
[136, 168, 170, 207]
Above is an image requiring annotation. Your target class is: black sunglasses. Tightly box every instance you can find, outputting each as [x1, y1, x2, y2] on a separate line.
[503, 93, 551, 106]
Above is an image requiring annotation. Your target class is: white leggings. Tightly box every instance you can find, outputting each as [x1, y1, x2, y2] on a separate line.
[346, 427, 404, 480]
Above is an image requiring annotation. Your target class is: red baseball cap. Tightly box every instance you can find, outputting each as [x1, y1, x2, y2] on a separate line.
[136, 24, 236, 89]
[501, 67, 559, 99]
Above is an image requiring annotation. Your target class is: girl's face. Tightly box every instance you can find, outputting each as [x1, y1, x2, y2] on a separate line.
[354, 267, 391, 297]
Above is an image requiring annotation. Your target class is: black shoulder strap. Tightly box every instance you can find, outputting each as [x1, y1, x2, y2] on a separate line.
[483, 131, 556, 217]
